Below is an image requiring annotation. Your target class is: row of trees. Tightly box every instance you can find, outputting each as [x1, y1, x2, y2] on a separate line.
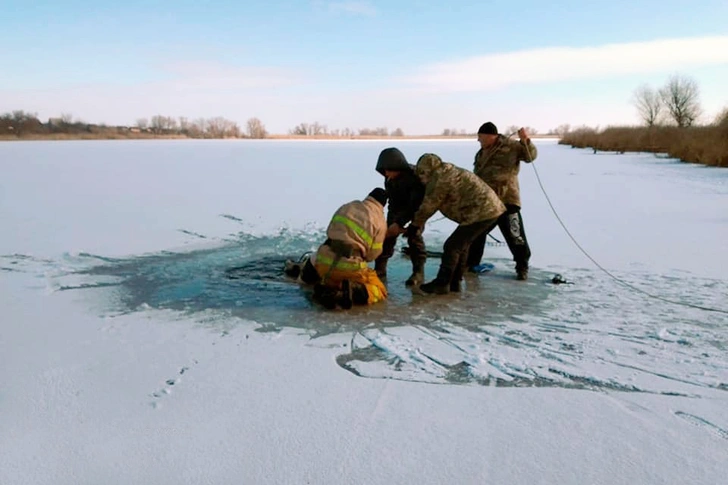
[134, 115, 267, 138]
[0, 111, 269, 139]
[0, 111, 44, 136]
[288, 122, 404, 137]
[442, 126, 539, 136]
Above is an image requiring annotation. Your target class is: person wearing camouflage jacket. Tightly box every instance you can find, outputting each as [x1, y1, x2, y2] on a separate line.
[403, 153, 506, 294]
[466, 121, 538, 280]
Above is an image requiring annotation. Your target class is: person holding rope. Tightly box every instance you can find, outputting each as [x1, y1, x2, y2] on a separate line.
[466, 121, 538, 280]
[284, 188, 389, 309]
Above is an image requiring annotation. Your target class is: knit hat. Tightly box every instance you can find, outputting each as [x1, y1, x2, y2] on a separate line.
[477, 122, 498, 135]
[368, 188, 388, 206]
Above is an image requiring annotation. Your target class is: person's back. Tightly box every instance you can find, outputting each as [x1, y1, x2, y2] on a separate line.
[311, 188, 389, 309]
[406, 154, 505, 295]
[317, 196, 387, 268]
[412, 156, 505, 227]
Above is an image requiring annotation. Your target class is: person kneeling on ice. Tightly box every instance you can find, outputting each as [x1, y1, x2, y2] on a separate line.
[373, 147, 427, 286]
[403, 154, 506, 295]
[284, 188, 389, 309]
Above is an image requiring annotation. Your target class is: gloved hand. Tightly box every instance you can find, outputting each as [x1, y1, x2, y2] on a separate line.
[403, 224, 420, 238]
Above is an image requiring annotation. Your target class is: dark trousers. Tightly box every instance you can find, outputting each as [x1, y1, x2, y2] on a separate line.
[375, 220, 426, 269]
[467, 205, 531, 270]
[436, 218, 499, 283]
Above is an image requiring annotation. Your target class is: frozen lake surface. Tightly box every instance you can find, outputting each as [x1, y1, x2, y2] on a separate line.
[1, 139, 727, 484]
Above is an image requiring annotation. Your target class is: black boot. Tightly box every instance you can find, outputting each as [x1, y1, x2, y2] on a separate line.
[450, 261, 468, 293]
[283, 260, 301, 278]
[516, 264, 528, 281]
[450, 266, 464, 292]
[420, 267, 452, 295]
[350, 282, 369, 305]
[313, 284, 337, 309]
[339, 280, 353, 309]
[405, 258, 425, 287]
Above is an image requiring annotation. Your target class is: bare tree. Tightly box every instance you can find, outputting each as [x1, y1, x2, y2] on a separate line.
[205, 117, 239, 138]
[189, 118, 207, 137]
[290, 123, 310, 135]
[150, 115, 178, 133]
[246, 117, 267, 138]
[136, 118, 148, 130]
[178, 117, 189, 134]
[310, 121, 327, 135]
[632, 84, 662, 127]
[523, 126, 538, 137]
[60, 112, 74, 124]
[659, 75, 701, 127]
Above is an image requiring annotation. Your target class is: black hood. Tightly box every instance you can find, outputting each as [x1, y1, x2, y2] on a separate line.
[376, 147, 413, 175]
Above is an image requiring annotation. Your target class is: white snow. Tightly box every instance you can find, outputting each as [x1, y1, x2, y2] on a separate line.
[1, 138, 727, 484]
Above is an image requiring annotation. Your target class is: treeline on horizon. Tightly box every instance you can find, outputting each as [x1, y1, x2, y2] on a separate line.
[559, 74, 728, 167]
[2, 72, 726, 168]
[0, 111, 547, 140]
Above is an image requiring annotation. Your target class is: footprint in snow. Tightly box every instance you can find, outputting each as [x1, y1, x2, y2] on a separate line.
[149, 365, 192, 409]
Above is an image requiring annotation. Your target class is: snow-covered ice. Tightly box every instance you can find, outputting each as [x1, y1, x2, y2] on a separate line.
[1, 138, 727, 484]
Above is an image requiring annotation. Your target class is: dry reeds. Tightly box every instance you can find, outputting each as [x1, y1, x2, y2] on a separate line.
[560, 124, 728, 167]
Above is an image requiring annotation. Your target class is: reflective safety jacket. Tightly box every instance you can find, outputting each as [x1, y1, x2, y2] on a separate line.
[313, 195, 387, 288]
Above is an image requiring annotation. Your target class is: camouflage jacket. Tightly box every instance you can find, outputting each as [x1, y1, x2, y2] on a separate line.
[473, 135, 537, 207]
[412, 154, 506, 228]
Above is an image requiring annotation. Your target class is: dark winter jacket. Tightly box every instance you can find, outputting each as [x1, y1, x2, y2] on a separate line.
[375, 148, 425, 228]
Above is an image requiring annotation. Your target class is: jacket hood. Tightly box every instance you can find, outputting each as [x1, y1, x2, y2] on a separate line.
[376, 147, 412, 175]
[415, 153, 443, 180]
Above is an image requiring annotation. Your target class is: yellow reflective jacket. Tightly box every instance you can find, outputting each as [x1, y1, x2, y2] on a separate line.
[322, 195, 386, 262]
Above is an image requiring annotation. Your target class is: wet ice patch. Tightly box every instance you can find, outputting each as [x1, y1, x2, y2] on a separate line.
[334, 266, 727, 395]
[3, 225, 726, 397]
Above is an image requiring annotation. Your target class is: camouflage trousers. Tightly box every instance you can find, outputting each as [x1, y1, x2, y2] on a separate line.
[467, 204, 531, 270]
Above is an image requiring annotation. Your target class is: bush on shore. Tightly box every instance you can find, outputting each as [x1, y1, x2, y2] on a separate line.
[560, 121, 728, 168]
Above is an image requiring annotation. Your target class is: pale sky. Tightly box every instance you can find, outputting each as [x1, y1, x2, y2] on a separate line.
[2, 0, 727, 134]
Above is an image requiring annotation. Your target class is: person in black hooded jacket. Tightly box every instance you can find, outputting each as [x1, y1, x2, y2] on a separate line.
[374, 147, 427, 286]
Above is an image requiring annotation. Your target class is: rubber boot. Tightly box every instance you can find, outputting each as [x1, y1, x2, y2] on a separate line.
[351, 281, 369, 305]
[284, 260, 301, 278]
[516, 263, 528, 281]
[313, 283, 337, 309]
[405, 258, 425, 287]
[420, 267, 452, 295]
[339, 280, 353, 310]
[374, 258, 388, 279]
